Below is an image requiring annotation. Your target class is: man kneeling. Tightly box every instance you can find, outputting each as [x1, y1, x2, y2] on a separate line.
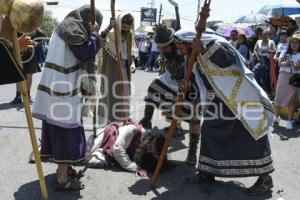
[87, 121, 165, 177]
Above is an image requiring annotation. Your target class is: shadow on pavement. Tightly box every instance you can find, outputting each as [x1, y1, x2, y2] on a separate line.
[128, 178, 273, 200]
[152, 126, 188, 154]
[128, 160, 273, 200]
[272, 124, 300, 141]
[14, 173, 83, 200]
[0, 102, 23, 111]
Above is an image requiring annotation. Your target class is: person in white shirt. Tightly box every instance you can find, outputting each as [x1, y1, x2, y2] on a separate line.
[87, 121, 166, 176]
[253, 30, 276, 95]
[274, 30, 289, 78]
[274, 33, 300, 129]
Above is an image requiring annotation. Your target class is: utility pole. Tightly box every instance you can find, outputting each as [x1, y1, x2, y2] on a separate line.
[158, 3, 162, 25]
[150, 0, 155, 26]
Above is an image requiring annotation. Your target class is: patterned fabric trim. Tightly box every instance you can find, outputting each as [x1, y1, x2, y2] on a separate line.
[38, 84, 79, 97]
[44, 62, 81, 74]
[40, 155, 86, 164]
[198, 164, 274, 176]
[104, 45, 117, 60]
[199, 156, 273, 167]
[100, 25, 112, 38]
[203, 42, 221, 60]
[197, 55, 270, 140]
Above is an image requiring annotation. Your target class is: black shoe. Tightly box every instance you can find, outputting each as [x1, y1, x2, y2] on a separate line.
[9, 96, 22, 105]
[139, 118, 152, 129]
[246, 175, 273, 196]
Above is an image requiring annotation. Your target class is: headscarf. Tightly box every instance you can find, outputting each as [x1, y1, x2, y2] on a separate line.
[57, 5, 103, 45]
[57, 5, 103, 96]
[104, 13, 137, 61]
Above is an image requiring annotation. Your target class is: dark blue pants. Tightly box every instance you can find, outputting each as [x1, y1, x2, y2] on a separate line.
[147, 51, 160, 70]
[253, 56, 271, 94]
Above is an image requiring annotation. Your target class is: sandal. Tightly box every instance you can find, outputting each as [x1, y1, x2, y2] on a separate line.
[55, 178, 84, 192]
[246, 175, 273, 196]
[56, 166, 84, 180]
[185, 173, 215, 184]
[68, 166, 84, 180]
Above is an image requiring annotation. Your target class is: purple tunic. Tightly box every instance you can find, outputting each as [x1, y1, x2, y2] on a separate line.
[40, 121, 87, 165]
[69, 32, 101, 61]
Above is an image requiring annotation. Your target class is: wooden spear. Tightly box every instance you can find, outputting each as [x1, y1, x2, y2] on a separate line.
[111, 0, 127, 123]
[11, 30, 48, 199]
[151, 0, 211, 188]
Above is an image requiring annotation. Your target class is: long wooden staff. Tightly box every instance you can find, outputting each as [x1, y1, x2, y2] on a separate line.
[151, 0, 211, 188]
[90, 0, 95, 25]
[90, 0, 98, 138]
[111, 0, 127, 123]
[11, 31, 48, 198]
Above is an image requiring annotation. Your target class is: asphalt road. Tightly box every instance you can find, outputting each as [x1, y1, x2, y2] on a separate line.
[0, 70, 299, 200]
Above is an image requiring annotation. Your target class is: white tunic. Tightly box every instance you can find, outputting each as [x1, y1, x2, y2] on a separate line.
[87, 124, 146, 172]
[32, 32, 83, 128]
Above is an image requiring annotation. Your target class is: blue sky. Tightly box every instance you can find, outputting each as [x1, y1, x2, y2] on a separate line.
[45, 0, 290, 30]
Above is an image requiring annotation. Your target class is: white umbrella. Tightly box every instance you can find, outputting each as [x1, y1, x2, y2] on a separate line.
[235, 13, 268, 25]
[259, 0, 300, 17]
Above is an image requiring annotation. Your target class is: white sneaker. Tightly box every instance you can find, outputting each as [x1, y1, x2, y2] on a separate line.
[273, 116, 280, 124]
[286, 121, 293, 130]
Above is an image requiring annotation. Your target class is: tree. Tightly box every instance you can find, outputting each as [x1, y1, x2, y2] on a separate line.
[40, 11, 58, 37]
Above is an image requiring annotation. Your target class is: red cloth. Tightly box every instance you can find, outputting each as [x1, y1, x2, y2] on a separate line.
[269, 53, 277, 90]
[100, 121, 143, 160]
